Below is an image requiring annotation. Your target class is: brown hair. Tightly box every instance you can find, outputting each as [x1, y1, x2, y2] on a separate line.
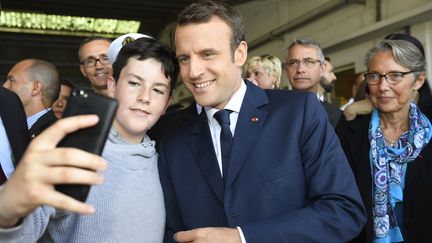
[177, 0, 245, 57]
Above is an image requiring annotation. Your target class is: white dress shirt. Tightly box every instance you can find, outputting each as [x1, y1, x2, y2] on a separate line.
[205, 80, 246, 177]
[27, 108, 51, 129]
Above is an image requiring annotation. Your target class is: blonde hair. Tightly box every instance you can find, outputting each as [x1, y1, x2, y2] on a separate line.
[245, 55, 282, 89]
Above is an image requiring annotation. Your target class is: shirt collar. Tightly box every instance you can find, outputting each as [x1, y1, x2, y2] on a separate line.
[205, 79, 246, 121]
[27, 108, 51, 129]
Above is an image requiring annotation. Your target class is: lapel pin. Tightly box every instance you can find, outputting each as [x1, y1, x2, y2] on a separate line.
[251, 116, 259, 123]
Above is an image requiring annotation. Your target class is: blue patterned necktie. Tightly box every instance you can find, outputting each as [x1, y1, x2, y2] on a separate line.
[214, 109, 233, 184]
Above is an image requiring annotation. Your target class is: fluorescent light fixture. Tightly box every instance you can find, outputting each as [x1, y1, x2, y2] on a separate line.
[0, 10, 140, 37]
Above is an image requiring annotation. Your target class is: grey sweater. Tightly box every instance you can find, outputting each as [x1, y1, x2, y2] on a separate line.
[0, 128, 165, 242]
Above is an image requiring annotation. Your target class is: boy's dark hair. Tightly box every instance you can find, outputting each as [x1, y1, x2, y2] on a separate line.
[113, 38, 179, 95]
[177, 0, 245, 58]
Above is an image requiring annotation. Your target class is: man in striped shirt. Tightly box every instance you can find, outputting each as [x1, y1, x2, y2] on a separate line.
[3, 59, 59, 138]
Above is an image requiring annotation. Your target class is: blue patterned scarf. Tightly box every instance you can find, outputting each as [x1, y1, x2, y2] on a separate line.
[369, 102, 432, 243]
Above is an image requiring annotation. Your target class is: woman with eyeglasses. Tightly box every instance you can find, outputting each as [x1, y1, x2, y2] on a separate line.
[336, 39, 432, 243]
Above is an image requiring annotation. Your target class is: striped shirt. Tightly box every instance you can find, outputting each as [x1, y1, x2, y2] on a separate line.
[27, 108, 51, 129]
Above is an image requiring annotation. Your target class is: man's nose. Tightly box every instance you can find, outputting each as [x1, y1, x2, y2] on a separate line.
[189, 58, 205, 80]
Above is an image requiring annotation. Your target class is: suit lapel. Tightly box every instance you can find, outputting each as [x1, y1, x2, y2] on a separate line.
[189, 112, 224, 203]
[29, 110, 57, 138]
[226, 83, 268, 189]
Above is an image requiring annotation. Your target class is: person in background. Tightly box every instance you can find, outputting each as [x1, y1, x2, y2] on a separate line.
[158, 1, 366, 242]
[342, 33, 432, 121]
[385, 33, 432, 120]
[285, 37, 342, 127]
[0, 86, 29, 183]
[78, 36, 112, 96]
[343, 74, 373, 121]
[318, 56, 337, 103]
[244, 54, 282, 89]
[341, 72, 367, 110]
[336, 39, 432, 243]
[0, 37, 178, 242]
[52, 78, 74, 118]
[3, 58, 59, 138]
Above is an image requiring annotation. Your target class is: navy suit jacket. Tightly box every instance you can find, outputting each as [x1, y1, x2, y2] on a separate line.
[321, 100, 342, 128]
[159, 81, 366, 242]
[148, 103, 198, 151]
[28, 110, 57, 139]
[0, 87, 29, 165]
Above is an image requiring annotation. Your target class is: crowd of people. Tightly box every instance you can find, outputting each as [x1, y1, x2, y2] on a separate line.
[0, 0, 431, 242]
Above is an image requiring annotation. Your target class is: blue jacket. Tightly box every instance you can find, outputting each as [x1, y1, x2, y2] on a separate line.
[159, 81, 366, 242]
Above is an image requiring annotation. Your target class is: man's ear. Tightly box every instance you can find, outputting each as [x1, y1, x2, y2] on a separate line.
[107, 76, 116, 98]
[32, 81, 43, 96]
[235, 41, 248, 67]
[319, 62, 325, 77]
[79, 65, 88, 79]
[322, 61, 328, 72]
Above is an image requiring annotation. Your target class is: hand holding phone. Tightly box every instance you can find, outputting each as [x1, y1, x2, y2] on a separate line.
[56, 89, 118, 202]
[0, 115, 107, 227]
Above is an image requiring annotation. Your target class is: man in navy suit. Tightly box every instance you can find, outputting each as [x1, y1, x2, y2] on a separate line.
[158, 1, 366, 242]
[0, 87, 29, 183]
[284, 37, 342, 128]
[3, 59, 59, 138]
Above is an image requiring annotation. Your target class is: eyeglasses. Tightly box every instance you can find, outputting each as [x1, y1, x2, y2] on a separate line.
[80, 55, 110, 67]
[363, 71, 414, 85]
[286, 58, 321, 69]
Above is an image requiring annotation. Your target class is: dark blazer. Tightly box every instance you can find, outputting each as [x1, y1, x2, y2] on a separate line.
[336, 114, 432, 243]
[28, 110, 57, 138]
[159, 81, 366, 243]
[321, 100, 342, 128]
[0, 87, 30, 165]
[148, 103, 198, 151]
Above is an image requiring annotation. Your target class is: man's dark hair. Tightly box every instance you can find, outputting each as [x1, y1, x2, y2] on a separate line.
[60, 78, 75, 88]
[177, 0, 245, 58]
[78, 36, 112, 61]
[113, 38, 179, 95]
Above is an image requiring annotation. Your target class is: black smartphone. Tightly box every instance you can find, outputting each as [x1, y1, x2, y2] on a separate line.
[55, 89, 118, 202]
